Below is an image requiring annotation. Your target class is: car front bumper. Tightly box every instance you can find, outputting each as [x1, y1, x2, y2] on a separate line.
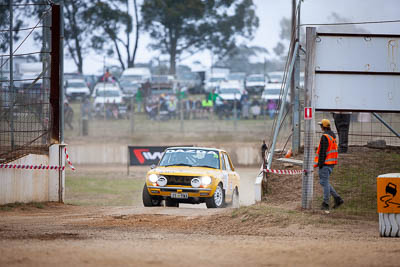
[147, 185, 212, 197]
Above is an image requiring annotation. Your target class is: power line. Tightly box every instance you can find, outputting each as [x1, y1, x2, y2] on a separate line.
[299, 19, 400, 27]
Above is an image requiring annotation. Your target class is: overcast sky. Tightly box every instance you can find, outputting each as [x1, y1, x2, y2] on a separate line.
[63, 0, 400, 74]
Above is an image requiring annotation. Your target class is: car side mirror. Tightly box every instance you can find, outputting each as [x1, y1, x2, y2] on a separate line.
[150, 164, 156, 169]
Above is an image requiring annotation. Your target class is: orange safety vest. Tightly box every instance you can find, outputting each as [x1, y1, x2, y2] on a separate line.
[314, 134, 338, 167]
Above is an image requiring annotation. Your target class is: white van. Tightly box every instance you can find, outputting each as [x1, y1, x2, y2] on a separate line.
[120, 67, 151, 83]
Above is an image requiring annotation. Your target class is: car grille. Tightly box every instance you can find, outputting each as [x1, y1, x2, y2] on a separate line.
[164, 175, 197, 186]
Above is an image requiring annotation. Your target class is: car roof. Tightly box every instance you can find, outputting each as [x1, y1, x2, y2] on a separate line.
[166, 147, 226, 153]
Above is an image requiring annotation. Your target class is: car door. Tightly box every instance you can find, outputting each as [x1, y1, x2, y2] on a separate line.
[220, 152, 229, 196]
[222, 152, 236, 201]
[226, 153, 240, 195]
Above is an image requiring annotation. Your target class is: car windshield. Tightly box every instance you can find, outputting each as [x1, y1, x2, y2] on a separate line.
[96, 90, 120, 97]
[210, 77, 225, 82]
[120, 80, 136, 87]
[68, 82, 86, 88]
[248, 76, 264, 82]
[264, 89, 281, 95]
[123, 75, 142, 81]
[219, 88, 241, 94]
[152, 76, 169, 83]
[159, 148, 220, 169]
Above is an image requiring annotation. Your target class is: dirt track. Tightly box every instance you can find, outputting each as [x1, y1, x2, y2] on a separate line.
[1, 202, 399, 267]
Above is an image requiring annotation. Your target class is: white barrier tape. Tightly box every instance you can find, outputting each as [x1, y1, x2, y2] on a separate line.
[0, 148, 76, 171]
[263, 168, 304, 175]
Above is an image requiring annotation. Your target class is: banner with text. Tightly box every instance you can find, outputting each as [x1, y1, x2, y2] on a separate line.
[128, 146, 170, 166]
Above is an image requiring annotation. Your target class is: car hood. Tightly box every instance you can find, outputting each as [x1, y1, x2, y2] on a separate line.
[150, 166, 223, 178]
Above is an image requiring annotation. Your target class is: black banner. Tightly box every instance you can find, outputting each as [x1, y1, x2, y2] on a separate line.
[128, 146, 170, 166]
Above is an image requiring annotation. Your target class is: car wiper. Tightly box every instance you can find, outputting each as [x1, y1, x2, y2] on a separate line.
[194, 165, 217, 169]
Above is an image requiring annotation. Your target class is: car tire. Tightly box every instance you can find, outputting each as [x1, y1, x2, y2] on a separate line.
[142, 184, 161, 207]
[206, 183, 225, 208]
[165, 199, 179, 207]
[231, 187, 239, 209]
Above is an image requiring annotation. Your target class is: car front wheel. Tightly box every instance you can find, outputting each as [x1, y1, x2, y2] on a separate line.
[142, 184, 162, 207]
[206, 183, 225, 208]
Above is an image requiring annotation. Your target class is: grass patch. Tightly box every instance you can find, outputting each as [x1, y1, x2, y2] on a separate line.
[66, 176, 144, 206]
[330, 149, 400, 216]
[0, 202, 45, 211]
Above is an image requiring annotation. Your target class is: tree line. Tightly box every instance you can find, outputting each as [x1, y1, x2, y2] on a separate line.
[1, 0, 260, 75]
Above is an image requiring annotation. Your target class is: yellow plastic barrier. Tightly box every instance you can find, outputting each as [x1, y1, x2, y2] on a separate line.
[377, 173, 400, 237]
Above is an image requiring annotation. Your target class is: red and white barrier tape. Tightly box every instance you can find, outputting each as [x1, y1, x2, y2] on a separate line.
[263, 169, 304, 175]
[0, 148, 75, 171]
[64, 147, 75, 171]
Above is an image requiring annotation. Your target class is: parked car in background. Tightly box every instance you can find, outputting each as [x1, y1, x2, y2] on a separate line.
[64, 72, 84, 81]
[83, 74, 98, 92]
[245, 74, 266, 95]
[150, 83, 174, 96]
[262, 82, 290, 104]
[92, 82, 121, 97]
[176, 71, 202, 94]
[217, 81, 243, 101]
[227, 72, 246, 90]
[205, 75, 226, 93]
[65, 79, 91, 100]
[120, 67, 151, 84]
[143, 147, 240, 208]
[93, 87, 127, 119]
[267, 71, 284, 83]
[119, 79, 140, 97]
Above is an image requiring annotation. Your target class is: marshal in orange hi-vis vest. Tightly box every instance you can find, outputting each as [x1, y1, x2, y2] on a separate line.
[314, 134, 338, 168]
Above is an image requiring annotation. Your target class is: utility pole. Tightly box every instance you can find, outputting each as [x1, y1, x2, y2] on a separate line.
[292, 0, 301, 155]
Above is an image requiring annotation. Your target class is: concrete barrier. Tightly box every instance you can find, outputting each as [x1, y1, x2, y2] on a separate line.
[0, 144, 63, 205]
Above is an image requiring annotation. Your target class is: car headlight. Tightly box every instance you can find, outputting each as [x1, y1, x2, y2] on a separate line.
[191, 178, 201, 188]
[149, 174, 158, 183]
[201, 176, 212, 186]
[157, 176, 167, 187]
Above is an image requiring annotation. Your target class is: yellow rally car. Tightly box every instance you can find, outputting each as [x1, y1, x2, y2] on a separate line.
[142, 147, 240, 208]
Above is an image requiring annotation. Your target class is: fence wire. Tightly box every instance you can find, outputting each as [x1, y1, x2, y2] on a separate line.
[0, 2, 53, 163]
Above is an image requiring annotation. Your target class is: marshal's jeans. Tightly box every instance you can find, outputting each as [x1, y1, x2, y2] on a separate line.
[319, 165, 339, 204]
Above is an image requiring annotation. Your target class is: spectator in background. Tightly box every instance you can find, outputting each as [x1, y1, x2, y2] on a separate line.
[333, 112, 351, 153]
[250, 99, 261, 119]
[168, 96, 177, 119]
[241, 97, 250, 119]
[101, 68, 114, 83]
[80, 97, 91, 119]
[64, 101, 74, 130]
[267, 100, 277, 119]
[135, 89, 143, 112]
[261, 140, 268, 164]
